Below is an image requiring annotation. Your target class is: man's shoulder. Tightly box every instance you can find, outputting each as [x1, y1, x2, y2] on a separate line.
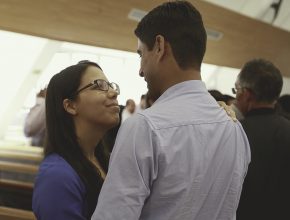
[241, 113, 290, 145]
[241, 113, 290, 128]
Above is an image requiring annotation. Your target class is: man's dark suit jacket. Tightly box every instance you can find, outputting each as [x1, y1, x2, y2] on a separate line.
[237, 108, 290, 220]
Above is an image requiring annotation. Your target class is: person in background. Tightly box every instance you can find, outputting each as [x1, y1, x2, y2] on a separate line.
[135, 94, 147, 112]
[24, 88, 47, 147]
[276, 94, 290, 120]
[208, 90, 236, 109]
[234, 59, 290, 220]
[208, 89, 224, 102]
[208, 90, 240, 120]
[145, 91, 155, 108]
[223, 94, 235, 106]
[92, 1, 250, 220]
[32, 60, 120, 220]
[121, 98, 136, 123]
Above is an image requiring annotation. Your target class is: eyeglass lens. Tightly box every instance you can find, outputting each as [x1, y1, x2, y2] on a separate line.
[96, 80, 109, 90]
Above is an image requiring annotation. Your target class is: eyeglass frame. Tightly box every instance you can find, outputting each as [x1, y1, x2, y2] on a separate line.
[232, 86, 252, 95]
[232, 87, 239, 95]
[71, 79, 120, 98]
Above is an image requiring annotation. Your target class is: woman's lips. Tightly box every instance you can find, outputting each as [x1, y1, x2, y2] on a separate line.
[107, 103, 120, 112]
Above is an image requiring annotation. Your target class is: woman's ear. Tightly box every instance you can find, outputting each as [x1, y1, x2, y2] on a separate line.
[63, 98, 78, 115]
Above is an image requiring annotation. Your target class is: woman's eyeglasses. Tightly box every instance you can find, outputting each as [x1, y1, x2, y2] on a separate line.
[72, 79, 120, 97]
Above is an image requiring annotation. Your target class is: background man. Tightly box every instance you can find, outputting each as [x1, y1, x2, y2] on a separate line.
[235, 59, 290, 220]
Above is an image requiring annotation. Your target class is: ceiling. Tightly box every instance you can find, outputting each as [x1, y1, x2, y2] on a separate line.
[205, 0, 290, 32]
[0, 0, 289, 76]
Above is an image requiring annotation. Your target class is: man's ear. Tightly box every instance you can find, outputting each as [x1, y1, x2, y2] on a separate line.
[154, 35, 166, 62]
[245, 89, 256, 112]
[245, 89, 255, 102]
[63, 98, 78, 115]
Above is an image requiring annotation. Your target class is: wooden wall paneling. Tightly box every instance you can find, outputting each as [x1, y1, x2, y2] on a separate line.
[0, 0, 289, 76]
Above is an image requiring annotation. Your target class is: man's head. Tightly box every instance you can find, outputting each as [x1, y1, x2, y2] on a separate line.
[140, 94, 147, 110]
[134, 1, 206, 101]
[126, 99, 136, 114]
[234, 58, 283, 115]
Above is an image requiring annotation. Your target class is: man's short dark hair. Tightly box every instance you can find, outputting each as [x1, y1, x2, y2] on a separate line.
[239, 58, 283, 103]
[134, 0, 207, 70]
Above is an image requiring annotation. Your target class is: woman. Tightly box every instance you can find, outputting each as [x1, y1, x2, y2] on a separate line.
[32, 60, 120, 219]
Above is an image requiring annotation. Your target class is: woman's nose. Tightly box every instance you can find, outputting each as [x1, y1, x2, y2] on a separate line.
[108, 87, 118, 98]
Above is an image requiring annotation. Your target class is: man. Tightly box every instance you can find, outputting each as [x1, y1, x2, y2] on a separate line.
[92, 1, 250, 219]
[235, 59, 290, 220]
[121, 99, 136, 123]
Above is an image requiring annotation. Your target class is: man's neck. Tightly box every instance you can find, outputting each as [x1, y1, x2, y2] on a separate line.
[162, 67, 201, 93]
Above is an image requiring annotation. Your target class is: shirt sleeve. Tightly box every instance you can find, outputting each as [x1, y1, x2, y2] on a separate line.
[24, 97, 46, 137]
[33, 164, 87, 220]
[91, 114, 159, 220]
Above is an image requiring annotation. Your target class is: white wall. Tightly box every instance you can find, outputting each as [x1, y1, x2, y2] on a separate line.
[281, 76, 290, 95]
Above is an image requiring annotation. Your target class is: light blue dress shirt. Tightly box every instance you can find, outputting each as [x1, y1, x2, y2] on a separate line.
[92, 80, 251, 220]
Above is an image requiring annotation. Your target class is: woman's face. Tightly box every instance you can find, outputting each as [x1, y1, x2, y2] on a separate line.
[73, 65, 120, 130]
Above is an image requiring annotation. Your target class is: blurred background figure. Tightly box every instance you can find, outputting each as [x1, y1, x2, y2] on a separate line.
[235, 58, 290, 220]
[145, 91, 155, 108]
[121, 99, 136, 123]
[276, 94, 290, 120]
[208, 89, 224, 102]
[222, 94, 235, 105]
[135, 94, 147, 112]
[24, 88, 46, 147]
[208, 89, 235, 105]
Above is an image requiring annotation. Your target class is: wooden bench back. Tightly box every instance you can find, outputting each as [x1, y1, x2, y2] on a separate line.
[0, 206, 36, 220]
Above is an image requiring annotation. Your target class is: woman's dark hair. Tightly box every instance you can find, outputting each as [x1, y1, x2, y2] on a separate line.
[134, 0, 206, 70]
[99, 105, 124, 153]
[208, 89, 224, 102]
[44, 60, 108, 218]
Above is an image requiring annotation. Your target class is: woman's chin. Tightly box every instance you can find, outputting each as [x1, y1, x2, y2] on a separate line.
[108, 115, 120, 128]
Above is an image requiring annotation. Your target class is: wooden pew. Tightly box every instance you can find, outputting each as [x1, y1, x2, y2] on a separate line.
[0, 146, 43, 163]
[0, 179, 33, 211]
[0, 145, 43, 154]
[0, 146, 40, 211]
[0, 179, 33, 190]
[0, 151, 41, 162]
[0, 206, 36, 220]
[0, 161, 38, 175]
